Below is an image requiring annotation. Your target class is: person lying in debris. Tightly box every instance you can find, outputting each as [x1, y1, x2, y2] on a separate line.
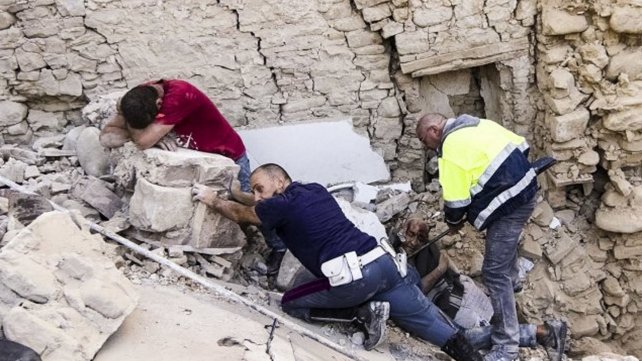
[99, 79, 287, 274]
[416, 113, 556, 361]
[0, 339, 41, 361]
[192, 163, 484, 361]
[399, 218, 567, 361]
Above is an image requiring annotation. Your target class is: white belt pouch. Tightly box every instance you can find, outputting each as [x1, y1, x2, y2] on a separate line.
[321, 251, 364, 287]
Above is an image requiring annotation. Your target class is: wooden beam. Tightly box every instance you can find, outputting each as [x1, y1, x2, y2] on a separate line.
[400, 37, 530, 76]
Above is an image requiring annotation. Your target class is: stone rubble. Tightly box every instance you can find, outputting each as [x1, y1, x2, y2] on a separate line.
[0, 0, 640, 358]
[0, 211, 138, 361]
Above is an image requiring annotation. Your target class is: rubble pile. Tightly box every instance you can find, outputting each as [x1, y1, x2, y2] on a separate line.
[0, 211, 138, 361]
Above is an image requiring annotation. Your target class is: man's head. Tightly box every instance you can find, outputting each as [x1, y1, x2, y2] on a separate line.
[416, 113, 447, 150]
[403, 218, 431, 254]
[250, 163, 292, 202]
[120, 83, 164, 129]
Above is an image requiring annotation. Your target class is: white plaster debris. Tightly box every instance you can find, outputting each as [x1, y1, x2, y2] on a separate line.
[239, 119, 390, 186]
[334, 197, 387, 242]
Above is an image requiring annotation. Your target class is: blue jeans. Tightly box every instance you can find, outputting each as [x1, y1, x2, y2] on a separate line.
[464, 324, 537, 351]
[234, 153, 252, 192]
[282, 255, 458, 347]
[235, 153, 286, 252]
[482, 197, 536, 354]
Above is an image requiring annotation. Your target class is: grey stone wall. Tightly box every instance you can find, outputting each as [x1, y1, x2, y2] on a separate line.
[0, 0, 543, 190]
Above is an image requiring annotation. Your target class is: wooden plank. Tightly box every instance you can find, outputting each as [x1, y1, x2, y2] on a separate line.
[411, 50, 528, 77]
[400, 37, 530, 75]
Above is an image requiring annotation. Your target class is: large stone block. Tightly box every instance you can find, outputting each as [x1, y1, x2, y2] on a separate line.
[610, 5, 642, 34]
[345, 29, 382, 49]
[129, 177, 194, 233]
[541, 8, 588, 35]
[602, 107, 642, 132]
[113, 145, 245, 248]
[413, 7, 453, 27]
[0, 212, 138, 361]
[0, 101, 28, 128]
[606, 49, 642, 81]
[362, 4, 391, 23]
[547, 108, 590, 142]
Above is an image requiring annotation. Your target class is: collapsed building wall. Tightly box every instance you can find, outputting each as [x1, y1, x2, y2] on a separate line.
[0, 0, 642, 357]
[535, 0, 642, 356]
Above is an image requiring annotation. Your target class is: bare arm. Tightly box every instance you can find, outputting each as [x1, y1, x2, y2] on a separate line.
[229, 180, 256, 206]
[192, 184, 261, 225]
[420, 253, 449, 294]
[100, 114, 131, 148]
[128, 122, 175, 150]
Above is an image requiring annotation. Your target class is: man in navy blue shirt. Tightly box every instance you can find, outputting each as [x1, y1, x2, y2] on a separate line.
[192, 163, 483, 361]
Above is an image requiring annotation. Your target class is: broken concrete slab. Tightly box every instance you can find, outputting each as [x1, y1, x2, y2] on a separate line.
[335, 197, 387, 241]
[0, 146, 44, 165]
[71, 177, 123, 219]
[0, 211, 138, 361]
[375, 192, 410, 223]
[238, 119, 390, 186]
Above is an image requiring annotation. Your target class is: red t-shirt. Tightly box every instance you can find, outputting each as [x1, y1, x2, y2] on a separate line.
[153, 80, 246, 161]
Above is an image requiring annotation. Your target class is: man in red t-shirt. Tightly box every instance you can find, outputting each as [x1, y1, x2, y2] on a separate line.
[100, 80, 287, 270]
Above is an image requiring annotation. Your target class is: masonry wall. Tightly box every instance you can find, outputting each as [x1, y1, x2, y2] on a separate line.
[2, 0, 642, 356]
[535, 0, 642, 355]
[0, 0, 542, 190]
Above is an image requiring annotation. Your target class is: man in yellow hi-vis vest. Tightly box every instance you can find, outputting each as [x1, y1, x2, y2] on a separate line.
[416, 113, 564, 361]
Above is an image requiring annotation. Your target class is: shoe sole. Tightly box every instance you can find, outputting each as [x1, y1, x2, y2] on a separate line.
[364, 302, 390, 351]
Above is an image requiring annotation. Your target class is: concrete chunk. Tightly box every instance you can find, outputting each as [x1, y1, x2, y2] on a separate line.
[71, 177, 123, 219]
[0, 212, 138, 361]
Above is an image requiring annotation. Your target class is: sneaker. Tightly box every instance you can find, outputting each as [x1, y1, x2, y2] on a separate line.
[540, 320, 568, 361]
[266, 250, 286, 276]
[357, 301, 390, 350]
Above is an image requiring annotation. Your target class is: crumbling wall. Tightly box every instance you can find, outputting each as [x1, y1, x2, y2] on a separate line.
[535, 0, 642, 356]
[0, 0, 403, 166]
[349, 0, 539, 188]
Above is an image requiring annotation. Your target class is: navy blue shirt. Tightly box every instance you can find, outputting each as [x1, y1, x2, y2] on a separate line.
[255, 182, 378, 277]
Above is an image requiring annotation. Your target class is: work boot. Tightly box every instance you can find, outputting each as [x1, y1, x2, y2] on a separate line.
[538, 320, 568, 361]
[356, 301, 390, 350]
[266, 249, 286, 276]
[441, 332, 484, 361]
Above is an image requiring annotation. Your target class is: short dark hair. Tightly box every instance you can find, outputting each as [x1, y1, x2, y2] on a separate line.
[251, 163, 292, 183]
[120, 85, 159, 129]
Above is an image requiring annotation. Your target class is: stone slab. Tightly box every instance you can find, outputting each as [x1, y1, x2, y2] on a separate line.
[238, 119, 390, 186]
[0, 211, 138, 361]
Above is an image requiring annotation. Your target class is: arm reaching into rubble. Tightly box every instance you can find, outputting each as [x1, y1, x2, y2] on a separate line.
[420, 253, 449, 294]
[192, 184, 261, 225]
